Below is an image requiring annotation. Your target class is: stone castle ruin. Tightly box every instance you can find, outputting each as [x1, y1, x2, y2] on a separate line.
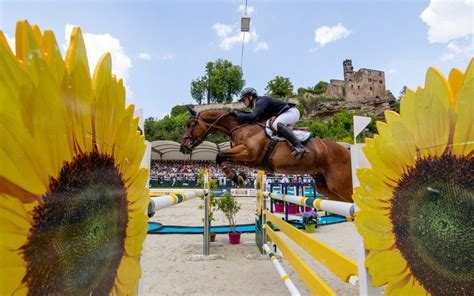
[322, 59, 392, 101]
[194, 59, 395, 119]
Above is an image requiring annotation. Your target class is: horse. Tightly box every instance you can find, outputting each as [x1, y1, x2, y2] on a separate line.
[180, 108, 353, 202]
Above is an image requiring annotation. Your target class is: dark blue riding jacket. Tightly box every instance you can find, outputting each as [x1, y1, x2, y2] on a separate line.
[235, 96, 295, 124]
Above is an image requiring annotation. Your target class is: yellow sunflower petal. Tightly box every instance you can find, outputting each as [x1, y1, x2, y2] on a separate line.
[448, 68, 465, 104]
[452, 58, 474, 156]
[126, 168, 150, 203]
[16, 23, 72, 178]
[381, 111, 417, 169]
[64, 26, 94, 154]
[356, 168, 394, 200]
[116, 255, 141, 287]
[363, 138, 401, 186]
[413, 68, 452, 157]
[125, 213, 148, 257]
[0, 114, 48, 196]
[354, 211, 395, 250]
[385, 276, 428, 296]
[365, 249, 408, 287]
[0, 31, 15, 56]
[0, 250, 27, 296]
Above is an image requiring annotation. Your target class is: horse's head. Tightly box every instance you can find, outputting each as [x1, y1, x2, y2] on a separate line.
[180, 106, 208, 154]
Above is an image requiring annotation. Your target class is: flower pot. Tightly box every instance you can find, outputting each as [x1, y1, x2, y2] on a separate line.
[302, 206, 313, 212]
[274, 203, 284, 213]
[288, 204, 299, 214]
[228, 231, 241, 244]
[304, 224, 316, 233]
[210, 232, 217, 242]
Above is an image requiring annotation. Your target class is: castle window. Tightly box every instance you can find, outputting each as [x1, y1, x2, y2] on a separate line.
[349, 79, 352, 82]
[351, 85, 353, 89]
[380, 80, 383, 84]
[369, 78, 372, 82]
[370, 87, 373, 91]
[358, 85, 360, 89]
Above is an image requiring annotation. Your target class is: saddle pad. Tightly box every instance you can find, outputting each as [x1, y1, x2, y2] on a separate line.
[265, 120, 312, 143]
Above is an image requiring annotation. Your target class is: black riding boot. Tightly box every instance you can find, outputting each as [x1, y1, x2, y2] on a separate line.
[277, 123, 309, 159]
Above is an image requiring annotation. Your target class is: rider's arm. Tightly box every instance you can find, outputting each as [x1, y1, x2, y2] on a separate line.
[235, 98, 267, 123]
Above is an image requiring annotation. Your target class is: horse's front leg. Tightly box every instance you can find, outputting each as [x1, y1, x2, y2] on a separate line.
[216, 145, 252, 185]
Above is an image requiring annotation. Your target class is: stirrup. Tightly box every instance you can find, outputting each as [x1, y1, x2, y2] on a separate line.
[291, 146, 308, 159]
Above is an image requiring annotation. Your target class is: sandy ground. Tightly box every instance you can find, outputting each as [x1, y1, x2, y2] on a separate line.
[141, 194, 360, 295]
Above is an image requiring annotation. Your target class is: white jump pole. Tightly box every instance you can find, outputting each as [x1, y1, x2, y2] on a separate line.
[263, 244, 301, 296]
[265, 192, 354, 217]
[149, 189, 205, 212]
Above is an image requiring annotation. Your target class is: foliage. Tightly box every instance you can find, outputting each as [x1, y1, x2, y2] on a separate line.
[144, 112, 188, 142]
[190, 59, 244, 104]
[296, 109, 378, 143]
[170, 104, 194, 117]
[265, 76, 294, 99]
[216, 192, 241, 232]
[302, 210, 319, 225]
[198, 171, 219, 224]
[297, 81, 328, 96]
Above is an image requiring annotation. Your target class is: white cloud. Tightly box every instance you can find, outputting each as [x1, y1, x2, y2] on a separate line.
[159, 52, 176, 61]
[63, 24, 133, 96]
[420, 0, 473, 43]
[254, 41, 269, 52]
[137, 52, 152, 60]
[238, 4, 254, 16]
[314, 23, 351, 47]
[212, 22, 261, 51]
[441, 41, 474, 61]
[213, 23, 233, 38]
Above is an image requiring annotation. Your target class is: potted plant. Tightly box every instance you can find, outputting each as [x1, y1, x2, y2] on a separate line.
[216, 192, 242, 244]
[301, 210, 319, 233]
[274, 200, 284, 213]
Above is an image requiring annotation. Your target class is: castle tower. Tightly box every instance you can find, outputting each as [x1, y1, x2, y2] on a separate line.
[343, 59, 354, 81]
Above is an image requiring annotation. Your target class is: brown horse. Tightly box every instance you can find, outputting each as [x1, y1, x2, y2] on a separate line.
[180, 108, 353, 202]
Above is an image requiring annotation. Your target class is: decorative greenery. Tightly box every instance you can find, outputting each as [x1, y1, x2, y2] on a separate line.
[198, 171, 219, 224]
[301, 210, 319, 225]
[190, 59, 244, 104]
[265, 76, 294, 99]
[216, 192, 241, 232]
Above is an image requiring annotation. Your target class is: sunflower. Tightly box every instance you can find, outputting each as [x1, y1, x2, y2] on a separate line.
[0, 21, 149, 295]
[354, 59, 473, 295]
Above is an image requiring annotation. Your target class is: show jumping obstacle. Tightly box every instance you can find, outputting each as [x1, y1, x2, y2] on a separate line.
[255, 171, 359, 295]
[180, 108, 353, 202]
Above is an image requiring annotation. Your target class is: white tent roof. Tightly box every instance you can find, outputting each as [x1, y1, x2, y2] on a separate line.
[150, 140, 231, 161]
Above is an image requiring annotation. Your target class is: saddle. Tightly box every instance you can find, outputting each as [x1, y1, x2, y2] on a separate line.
[257, 119, 312, 173]
[264, 119, 312, 143]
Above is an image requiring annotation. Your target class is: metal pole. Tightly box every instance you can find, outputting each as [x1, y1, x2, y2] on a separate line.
[203, 172, 210, 256]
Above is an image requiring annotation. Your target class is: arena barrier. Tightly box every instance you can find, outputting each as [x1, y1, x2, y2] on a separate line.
[255, 170, 360, 296]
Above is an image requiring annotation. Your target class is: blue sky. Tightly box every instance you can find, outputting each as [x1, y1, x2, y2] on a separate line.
[1, 0, 472, 119]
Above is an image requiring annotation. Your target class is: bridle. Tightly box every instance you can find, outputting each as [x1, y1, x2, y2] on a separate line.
[183, 112, 229, 149]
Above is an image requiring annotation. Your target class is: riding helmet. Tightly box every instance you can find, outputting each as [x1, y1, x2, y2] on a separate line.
[239, 87, 258, 101]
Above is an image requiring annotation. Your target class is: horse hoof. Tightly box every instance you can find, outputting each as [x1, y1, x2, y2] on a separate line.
[237, 176, 246, 185]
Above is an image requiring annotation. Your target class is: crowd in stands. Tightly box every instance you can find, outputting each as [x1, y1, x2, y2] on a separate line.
[150, 160, 257, 179]
[150, 160, 311, 188]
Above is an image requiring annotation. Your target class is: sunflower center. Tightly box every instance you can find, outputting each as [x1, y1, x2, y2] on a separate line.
[391, 154, 473, 295]
[22, 151, 128, 295]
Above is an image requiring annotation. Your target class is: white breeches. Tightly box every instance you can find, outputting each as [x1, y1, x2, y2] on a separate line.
[272, 107, 300, 130]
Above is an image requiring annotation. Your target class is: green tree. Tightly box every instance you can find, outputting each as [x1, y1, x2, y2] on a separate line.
[191, 59, 244, 104]
[265, 76, 294, 99]
[170, 104, 194, 117]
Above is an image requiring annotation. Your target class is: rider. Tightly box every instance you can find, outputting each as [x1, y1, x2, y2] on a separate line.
[230, 87, 308, 159]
